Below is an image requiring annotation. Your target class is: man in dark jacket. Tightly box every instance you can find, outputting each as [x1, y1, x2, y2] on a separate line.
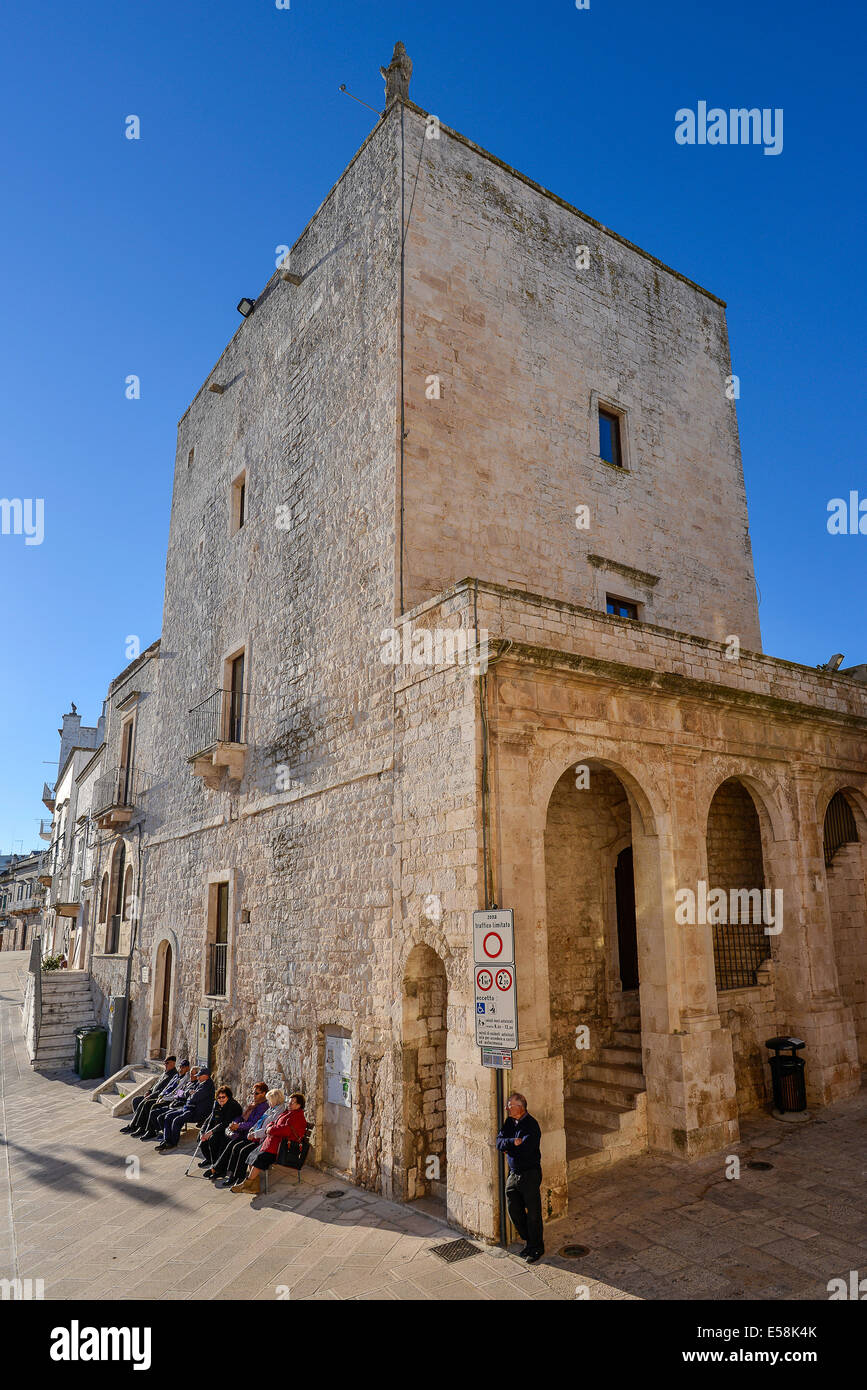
[155, 1067, 215, 1151]
[496, 1091, 544, 1263]
[119, 1057, 177, 1134]
[130, 1060, 192, 1137]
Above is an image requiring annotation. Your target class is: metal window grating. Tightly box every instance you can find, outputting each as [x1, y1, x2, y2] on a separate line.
[824, 792, 858, 867]
[429, 1238, 481, 1264]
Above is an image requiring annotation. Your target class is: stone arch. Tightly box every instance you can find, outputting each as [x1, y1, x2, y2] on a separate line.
[149, 931, 178, 1059]
[542, 755, 668, 1177]
[401, 942, 448, 1209]
[537, 744, 663, 840]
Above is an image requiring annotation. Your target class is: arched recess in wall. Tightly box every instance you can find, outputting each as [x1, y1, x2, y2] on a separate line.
[704, 775, 782, 1118]
[149, 929, 179, 1060]
[401, 942, 448, 1210]
[542, 755, 663, 1176]
[822, 787, 867, 1069]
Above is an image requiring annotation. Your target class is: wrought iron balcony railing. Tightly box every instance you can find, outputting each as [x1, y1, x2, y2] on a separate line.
[92, 765, 141, 820]
[189, 689, 247, 759]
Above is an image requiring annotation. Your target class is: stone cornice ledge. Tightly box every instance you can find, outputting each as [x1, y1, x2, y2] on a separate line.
[499, 641, 867, 735]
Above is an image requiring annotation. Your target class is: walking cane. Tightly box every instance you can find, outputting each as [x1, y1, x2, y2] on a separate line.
[184, 1130, 205, 1177]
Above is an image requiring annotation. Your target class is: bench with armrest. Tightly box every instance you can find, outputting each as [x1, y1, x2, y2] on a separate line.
[261, 1117, 315, 1195]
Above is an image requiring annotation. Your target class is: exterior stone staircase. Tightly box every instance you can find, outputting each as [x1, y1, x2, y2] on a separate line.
[32, 970, 97, 1071]
[565, 1012, 647, 1180]
[92, 1062, 164, 1117]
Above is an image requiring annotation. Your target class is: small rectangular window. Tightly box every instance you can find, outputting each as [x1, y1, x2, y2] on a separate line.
[606, 595, 638, 620]
[231, 472, 246, 534]
[188, 447, 195, 468]
[599, 408, 623, 467]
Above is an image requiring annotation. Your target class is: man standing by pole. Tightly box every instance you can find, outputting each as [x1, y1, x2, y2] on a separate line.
[496, 1091, 544, 1264]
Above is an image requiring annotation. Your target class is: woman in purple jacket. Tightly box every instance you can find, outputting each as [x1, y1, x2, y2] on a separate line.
[201, 1082, 269, 1178]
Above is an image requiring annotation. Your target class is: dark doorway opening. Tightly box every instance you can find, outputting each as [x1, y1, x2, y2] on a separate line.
[615, 846, 639, 991]
[159, 943, 172, 1055]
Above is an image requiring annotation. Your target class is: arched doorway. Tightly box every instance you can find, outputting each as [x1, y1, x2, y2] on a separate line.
[705, 777, 775, 1113]
[402, 944, 448, 1211]
[150, 939, 174, 1059]
[544, 761, 647, 1178]
[823, 790, 867, 1069]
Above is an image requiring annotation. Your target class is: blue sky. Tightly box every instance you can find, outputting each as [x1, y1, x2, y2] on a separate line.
[1, 0, 864, 851]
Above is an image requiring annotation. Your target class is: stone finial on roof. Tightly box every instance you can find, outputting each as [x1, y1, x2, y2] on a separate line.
[381, 41, 412, 104]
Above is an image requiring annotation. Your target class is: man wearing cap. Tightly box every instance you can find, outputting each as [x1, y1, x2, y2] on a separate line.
[119, 1056, 178, 1135]
[129, 1060, 192, 1138]
[155, 1066, 216, 1151]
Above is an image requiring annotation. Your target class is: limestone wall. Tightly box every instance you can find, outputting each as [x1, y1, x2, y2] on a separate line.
[400, 105, 761, 648]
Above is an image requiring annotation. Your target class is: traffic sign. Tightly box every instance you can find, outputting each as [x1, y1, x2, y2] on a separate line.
[474, 954, 518, 1049]
[473, 909, 514, 965]
[481, 1048, 513, 1069]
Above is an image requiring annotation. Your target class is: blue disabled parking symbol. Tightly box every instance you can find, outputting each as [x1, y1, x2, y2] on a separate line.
[476, 1002, 485, 1013]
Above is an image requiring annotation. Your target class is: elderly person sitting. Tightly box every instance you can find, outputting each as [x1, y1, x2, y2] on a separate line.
[213, 1089, 286, 1189]
[201, 1082, 269, 1179]
[196, 1085, 243, 1169]
[231, 1093, 306, 1195]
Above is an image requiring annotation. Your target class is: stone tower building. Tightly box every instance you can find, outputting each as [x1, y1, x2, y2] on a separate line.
[116, 45, 866, 1240]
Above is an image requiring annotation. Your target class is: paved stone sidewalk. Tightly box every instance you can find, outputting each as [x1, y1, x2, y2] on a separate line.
[4, 951, 865, 1302]
[532, 1090, 867, 1302]
[0, 953, 567, 1302]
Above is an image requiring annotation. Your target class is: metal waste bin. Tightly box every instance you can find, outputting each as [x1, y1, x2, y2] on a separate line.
[765, 1036, 807, 1113]
[75, 1025, 107, 1080]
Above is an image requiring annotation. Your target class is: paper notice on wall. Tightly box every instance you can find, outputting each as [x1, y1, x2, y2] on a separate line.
[325, 1034, 351, 1108]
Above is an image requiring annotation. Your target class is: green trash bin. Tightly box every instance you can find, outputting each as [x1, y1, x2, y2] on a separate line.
[76, 1025, 107, 1080]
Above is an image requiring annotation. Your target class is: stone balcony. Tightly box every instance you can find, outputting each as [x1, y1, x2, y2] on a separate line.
[92, 766, 140, 831]
[188, 689, 247, 789]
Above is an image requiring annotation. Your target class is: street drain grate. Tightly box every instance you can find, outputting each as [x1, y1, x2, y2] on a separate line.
[325, 1189, 346, 1198]
[747, 1161, 774, 1171]
[430, 1238, 481, 1264]
[559, 1244, 590, 1258]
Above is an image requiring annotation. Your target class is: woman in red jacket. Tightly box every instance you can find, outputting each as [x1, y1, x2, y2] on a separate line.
[231, 1092, 306, 1195]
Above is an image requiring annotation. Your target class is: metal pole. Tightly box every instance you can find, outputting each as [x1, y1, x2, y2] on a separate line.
[496, 1067, 508, 1248]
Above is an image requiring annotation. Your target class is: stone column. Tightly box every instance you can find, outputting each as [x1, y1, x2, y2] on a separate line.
[642, 750, 739, 1158]
[774, 772, 860, 1105]
[491, 726, 567, 1226]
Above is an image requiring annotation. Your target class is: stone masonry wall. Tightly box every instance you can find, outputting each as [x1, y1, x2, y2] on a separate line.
[400, 104, 761, 648]
[129, 110, 404, 1199]
[827, 842, 867, 1068]
[545, 765, 630, 1083]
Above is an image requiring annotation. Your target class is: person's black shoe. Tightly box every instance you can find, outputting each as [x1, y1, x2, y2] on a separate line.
[525, 1249, 544, 1265]
[154, 1142, 168, 1152]
[517, 1244, 531, 1258]
[198, 1159, 211, 1168]
[119, 1125, 134, 1134]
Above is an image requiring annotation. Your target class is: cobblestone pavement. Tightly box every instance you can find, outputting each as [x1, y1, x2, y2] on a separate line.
[3, 952, 865, 1302]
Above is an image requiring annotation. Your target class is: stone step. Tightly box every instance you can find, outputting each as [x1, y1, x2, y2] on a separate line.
[129, 1068, 157, 1084]
[565, 1097, 634, 1130]
[98, 1092, 118, 1109]
[601, 1044, 643, 1066]
[612, 1028, 641, 1047]
[569, 1075, 645, 1107]
[565, 1141, 613, 1180]
[581, 1060, 645, 1089]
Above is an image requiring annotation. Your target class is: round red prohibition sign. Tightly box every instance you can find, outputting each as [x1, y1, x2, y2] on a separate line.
[476, 968, 493, 991]
[482, 931, 503, 959]
[494, 968, 513, 992]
